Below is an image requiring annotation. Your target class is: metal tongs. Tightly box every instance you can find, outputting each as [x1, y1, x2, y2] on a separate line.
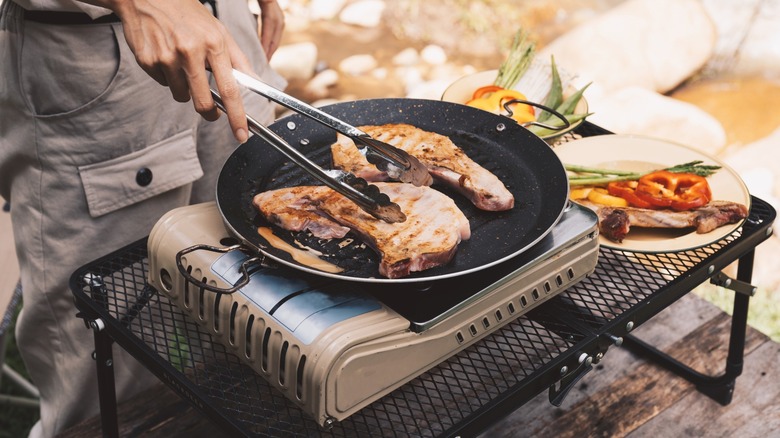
[230, 69, 432, 187]
[211, 91, 407, 223]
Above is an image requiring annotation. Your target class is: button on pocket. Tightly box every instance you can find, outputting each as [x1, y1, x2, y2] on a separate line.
[136, 167, 153, 186]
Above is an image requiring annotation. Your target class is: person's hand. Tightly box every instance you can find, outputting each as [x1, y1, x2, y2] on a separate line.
[257, 0, 285, 60]
[106, 0, 252, 142]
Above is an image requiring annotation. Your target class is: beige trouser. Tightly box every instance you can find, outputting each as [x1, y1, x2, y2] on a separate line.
[0, 1, 285, 436]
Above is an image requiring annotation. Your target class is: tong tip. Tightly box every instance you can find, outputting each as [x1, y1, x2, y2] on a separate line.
[358, 137, 433, 187]
[373, 204, 407, 223]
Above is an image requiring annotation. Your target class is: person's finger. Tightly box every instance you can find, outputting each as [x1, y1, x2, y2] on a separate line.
[144, 66, 170, 87]
[258, 1, 285, 60]
[259, 20, 281, 58]
[186, 66, 220, 121]
[163, 65, 194, 103]
[209, 48, 249, 143]
[260, 24, 281, 59]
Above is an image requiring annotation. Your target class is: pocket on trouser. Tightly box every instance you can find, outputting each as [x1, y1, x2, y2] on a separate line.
[78, 129, 203, 218]
[20, 20, 120, 116]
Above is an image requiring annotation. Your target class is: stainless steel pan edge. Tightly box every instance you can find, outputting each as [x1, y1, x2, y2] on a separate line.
[216, 98, 570, 284]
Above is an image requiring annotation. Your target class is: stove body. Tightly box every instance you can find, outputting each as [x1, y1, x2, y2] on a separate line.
[147, 202, 599, 427]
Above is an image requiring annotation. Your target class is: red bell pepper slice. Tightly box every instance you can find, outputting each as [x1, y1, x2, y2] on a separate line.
[607, 181, 655, 209]
[635, 170, 712, 211]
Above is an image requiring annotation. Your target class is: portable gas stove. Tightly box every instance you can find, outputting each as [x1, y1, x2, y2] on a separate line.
[147, 201, 599, 427]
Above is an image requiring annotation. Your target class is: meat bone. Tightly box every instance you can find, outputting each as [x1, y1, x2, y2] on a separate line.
[211, 90, 406, 223]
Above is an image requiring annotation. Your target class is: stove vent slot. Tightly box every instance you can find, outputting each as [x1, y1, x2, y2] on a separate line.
[296, 355, 307, 399]
[279, 341, 289, 385]
[183, 282, 190, 308]
[213, 293, 222, 332]
[245, 315, 255, 358]
[229, 301, 239, 344]
[520, 295, 528, 307]
[183, 266, 192, 309]
[261, 327, 272, 372]
[507, 302, 516, 315]
[198, 287, 206, 319]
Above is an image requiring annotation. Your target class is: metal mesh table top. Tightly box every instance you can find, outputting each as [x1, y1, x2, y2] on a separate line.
[70, 123, 777, 437]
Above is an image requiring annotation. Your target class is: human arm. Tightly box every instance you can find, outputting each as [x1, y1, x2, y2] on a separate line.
[80, 0, 253, 142]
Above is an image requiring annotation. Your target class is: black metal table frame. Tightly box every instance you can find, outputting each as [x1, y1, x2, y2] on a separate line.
[70, 123, 777, 437]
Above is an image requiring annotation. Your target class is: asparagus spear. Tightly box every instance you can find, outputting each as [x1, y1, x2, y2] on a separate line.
[494, 29, 535, 90]
[565, 161, 721, 186]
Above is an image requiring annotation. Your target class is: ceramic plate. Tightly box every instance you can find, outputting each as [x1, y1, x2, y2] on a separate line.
[441, 58, 588, 141]
[555, 135, 751, 253]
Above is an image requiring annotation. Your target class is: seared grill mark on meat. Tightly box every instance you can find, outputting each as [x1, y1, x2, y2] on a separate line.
[331, 124, 514, 211]
[254, 186, 351, 240]
[694, 201, 749, 233]
[580, 200, 749, 243]
[253, 183, 471, 278]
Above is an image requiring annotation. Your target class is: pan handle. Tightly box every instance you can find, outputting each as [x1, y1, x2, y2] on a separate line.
[501, 99, 571, 131]
[175, 243, 268, 294]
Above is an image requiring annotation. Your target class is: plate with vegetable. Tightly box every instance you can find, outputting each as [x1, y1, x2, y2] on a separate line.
[555, 134, 751, 253]
[441, 30, 591, 141]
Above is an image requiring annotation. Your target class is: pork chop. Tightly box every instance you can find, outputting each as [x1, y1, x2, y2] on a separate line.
[253, 183, 471, 278]
[331, 124, 514, 211]
[579, 200, 749, 243]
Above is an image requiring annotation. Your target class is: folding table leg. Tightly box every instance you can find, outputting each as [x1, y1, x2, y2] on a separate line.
[621, 249, 756, 405]
[81, 272, 120, 438]
[92, 319, 119, 438]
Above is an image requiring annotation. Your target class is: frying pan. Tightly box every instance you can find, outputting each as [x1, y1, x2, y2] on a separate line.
[216, 98, 569, 283]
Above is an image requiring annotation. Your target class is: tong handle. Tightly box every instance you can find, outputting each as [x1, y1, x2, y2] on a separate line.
[232, 69, 366, 138]
[211, 90, 406, 223]
[231, 70, 423, 175]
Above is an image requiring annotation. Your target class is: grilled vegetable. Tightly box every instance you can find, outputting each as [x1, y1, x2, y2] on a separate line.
[634, 171, 712, 211]
[568, 163, 717, 211]
[566, 161, 721, 186]
[607, 180, 654, 209]
[471, 85, 503, 100]
[494, 29, 535, 90]
[537, 55, 563, 122]
[466, 88, 535, 124]
[588, 188, 628, 207]
[553, 82, 591, 118]
[570, 187, 593, 200]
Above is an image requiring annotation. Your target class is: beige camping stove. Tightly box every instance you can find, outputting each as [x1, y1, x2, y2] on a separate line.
[147, 201, 599, 428]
